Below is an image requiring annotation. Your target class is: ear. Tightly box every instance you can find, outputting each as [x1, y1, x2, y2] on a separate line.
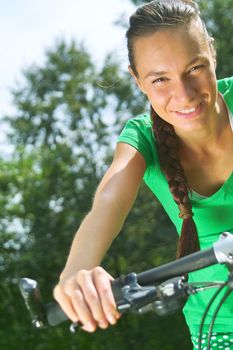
[213, 58, 217, 70]
[209, 37, 217, 69]
[211, 54, 217, 70]
[128, 65, 146, 94]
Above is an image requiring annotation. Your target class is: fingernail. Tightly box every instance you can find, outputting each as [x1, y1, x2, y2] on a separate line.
[107, 314, 116, 325]
[99, 320, 108, 329]
[116, 312, 121, 319]
[82, 322, 95, 332]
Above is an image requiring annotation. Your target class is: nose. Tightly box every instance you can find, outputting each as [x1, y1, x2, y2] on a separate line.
[172, 78, 196, 105]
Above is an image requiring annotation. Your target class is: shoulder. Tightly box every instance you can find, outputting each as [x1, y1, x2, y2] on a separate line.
[120, 113, 152, 130]
[118, 113, 153, 142]
[117, 113, 156, 167]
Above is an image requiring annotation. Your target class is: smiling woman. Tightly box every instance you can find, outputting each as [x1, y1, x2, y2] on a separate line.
[129, 25, 218, 131]
[53, 1, 233, 348]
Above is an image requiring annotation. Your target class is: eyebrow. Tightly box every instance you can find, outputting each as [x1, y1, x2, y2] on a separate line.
[144, 55, 209, 80]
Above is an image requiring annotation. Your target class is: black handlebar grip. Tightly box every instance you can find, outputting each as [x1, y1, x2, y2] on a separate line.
[46, 302, 68, 326]
[46, 275, 128, 326]
[44, 276, 127, 325]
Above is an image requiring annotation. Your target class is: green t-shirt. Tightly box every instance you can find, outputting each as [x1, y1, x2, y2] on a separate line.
[117, 77, 233, 333]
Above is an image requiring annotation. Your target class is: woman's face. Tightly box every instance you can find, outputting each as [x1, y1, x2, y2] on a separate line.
[130, 20, 218, 133]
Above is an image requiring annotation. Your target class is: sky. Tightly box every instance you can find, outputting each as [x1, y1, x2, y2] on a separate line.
[0, 0, 135, 116]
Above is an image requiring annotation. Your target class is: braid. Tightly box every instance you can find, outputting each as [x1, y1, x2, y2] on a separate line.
[151, 106, 200, 258]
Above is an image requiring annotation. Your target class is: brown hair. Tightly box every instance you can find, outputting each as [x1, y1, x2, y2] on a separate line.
[125, 0, 213, 258]
[151, 107, 199, 258]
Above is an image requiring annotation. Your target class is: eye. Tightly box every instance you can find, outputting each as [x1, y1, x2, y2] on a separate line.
[152, 77, 168, 84]
[189, 64, 205, 73]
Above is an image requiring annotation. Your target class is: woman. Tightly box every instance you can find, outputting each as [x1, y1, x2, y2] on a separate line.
[54, 0, 233, 348]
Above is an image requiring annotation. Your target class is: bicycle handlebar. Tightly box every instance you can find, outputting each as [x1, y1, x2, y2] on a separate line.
[19, 232, 233, 329]
[112, 232, 233, 300]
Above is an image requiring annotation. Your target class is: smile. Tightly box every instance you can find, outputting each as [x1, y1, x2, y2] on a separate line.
[176, 106, 198, 114]
[175, 102, 202, 114]
[173, 102, 204, 119]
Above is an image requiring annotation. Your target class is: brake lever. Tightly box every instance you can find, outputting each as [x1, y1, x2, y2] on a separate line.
[116, 273, 188, 316]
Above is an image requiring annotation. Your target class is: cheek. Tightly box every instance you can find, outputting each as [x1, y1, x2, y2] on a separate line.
[202, 65, 217, 86]
[147, 90, 170, 112]
[199, 70, 217, 101]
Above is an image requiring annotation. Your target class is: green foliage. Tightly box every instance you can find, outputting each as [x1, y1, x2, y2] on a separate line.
[0, 36, 191, 349]
[7, 41, 146, 150]
[2, 0, 232, 345]
[198, 0, 233, 78]
[7, 0, 233, 342]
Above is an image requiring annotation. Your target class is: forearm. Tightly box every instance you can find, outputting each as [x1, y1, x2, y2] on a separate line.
[59, 197, 127, 281]
[54, 144, 146, 330]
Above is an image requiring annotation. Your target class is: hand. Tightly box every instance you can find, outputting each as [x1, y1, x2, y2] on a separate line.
[53, 266, 121, 332]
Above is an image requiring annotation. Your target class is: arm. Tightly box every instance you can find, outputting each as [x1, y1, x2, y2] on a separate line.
[54, 142, 146, 332]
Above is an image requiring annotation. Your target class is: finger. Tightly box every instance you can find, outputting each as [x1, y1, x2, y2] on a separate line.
[53, 284, 79, 323]
[61, 276, 97, 332]
[76, 269, 109, 329]
[93, 267, 121, 325]
[69, 286, 98, 332]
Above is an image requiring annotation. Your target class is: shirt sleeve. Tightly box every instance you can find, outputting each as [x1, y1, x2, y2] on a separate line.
[117, 116, 154, 167]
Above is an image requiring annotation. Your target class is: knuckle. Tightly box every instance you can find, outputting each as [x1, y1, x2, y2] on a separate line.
[60, 279, 76, 296]
[85, 289, 98, 301]
[72, 288, 83, 301]
[53, 282, 71, 298]
[76, 269, 88, 282]
[100, 288, 114, 306]
[99, 285, 110, 295]
[53, 285, 61, 299]
[77, 269, 88, 277]
[93, 266, 105, 276]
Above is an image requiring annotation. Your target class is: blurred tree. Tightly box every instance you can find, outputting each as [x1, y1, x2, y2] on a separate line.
[6, 0, 232, 346]
[198, 0, 233, 78]
[0, 39, 189, 350]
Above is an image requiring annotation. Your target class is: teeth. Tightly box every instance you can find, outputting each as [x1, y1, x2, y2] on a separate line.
[178, 107, 196, 114]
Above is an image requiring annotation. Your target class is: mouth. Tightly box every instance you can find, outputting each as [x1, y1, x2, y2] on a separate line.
[173, 102, 204, 119]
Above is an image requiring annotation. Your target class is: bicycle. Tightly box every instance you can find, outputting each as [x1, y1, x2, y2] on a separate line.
[19, 231, 233, 350]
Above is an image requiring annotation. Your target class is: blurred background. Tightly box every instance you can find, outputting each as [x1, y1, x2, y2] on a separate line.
[0, 0, 232, 349]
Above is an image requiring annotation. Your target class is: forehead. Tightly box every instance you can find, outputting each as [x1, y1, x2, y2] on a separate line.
[133, 21, 211, 76]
